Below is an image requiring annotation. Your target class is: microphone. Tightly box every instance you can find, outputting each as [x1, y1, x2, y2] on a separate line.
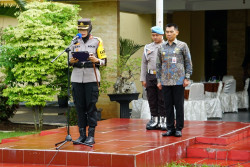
[72, 33, 82, 41]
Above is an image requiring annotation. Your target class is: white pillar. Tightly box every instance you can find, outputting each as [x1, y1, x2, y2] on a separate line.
[156, 0, 163, 29]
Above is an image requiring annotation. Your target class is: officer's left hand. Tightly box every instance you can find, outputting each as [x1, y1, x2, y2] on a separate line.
[183, 79, 190, 87]
[157, 83, 162, 90]
[88, 53, 99, 63]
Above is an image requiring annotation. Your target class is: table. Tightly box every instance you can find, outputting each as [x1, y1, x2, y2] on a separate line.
[184, 82, 220, 100]
[204, 82, 220, 92]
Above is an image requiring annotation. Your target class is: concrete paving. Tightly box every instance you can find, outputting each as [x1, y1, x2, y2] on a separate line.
[9, 102, 250, 126]
[9, 103, 68, 126]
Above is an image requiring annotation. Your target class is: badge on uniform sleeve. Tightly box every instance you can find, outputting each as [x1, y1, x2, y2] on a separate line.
[172, 57, 177, 63]
[96, 37, 107, 59]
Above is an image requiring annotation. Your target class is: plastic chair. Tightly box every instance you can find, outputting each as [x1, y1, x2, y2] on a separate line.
[222, 75, 234, 82]
[220, 79, 238, 113]
[184, 83, 207, 121]
[204, 81, 223, 118]
[236, 78, 249, 109]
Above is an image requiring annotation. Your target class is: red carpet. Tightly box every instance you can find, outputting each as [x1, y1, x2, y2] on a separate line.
[0, 118, 249, 167]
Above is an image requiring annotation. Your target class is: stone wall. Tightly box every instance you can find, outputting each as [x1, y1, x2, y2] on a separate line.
[190, 11, 205, 82]
[227, 10, 249, 90]
[0, 16, 18, 28]
[77, 1, 120, 119]
[172, 11, 205, 82]
[120, 12, 153, 99]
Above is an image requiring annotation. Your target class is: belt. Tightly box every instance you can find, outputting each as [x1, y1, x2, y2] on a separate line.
[74, 62, 100, 68]
[84, 63, 100, 68]
[83, 62, 94, 68]
[147, 69, 156, 74]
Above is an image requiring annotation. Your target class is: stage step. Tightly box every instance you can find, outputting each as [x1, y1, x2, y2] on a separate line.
[183, 126, 250, 166]
[195, 125, 250, 145]
[187, 137, 250, 161]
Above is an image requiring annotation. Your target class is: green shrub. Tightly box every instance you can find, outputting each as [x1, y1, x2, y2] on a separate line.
[0, 81, 18, 122]
[0, 131, 38, 143]
[67, 107, 102, 126]
[164, 161, 221, 167]
[68, 107, 78, 126]
[0, 1, 80, 130]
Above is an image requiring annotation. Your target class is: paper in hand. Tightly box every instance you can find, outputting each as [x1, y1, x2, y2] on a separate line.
[72, 51, 89, 62]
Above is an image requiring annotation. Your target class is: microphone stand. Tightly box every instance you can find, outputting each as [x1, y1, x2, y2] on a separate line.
[51, 40, 93, 150]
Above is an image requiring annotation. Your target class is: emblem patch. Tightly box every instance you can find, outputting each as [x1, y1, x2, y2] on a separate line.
[174, 48, 180, 54]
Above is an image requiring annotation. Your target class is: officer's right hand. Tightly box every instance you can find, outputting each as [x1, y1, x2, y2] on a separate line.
[70, 57, 79, 64]
[142, 81, 146, 88]
[183, 79, 190, 87]
[157, 83, 162, 90]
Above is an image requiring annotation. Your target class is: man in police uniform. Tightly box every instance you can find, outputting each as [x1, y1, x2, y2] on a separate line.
[69, 18, 107, 145]
[140, 26, 166, 130]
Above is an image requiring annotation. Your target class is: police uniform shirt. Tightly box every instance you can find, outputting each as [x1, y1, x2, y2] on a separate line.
[140, 42, 163, 82]
[69, 35, 106, 83]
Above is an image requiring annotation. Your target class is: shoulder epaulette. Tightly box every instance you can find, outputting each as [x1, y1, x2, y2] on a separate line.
[93, 36, 103, 43]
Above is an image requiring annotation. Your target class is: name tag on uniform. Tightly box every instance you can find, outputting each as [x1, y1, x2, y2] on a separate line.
[172, 57, 177, 63]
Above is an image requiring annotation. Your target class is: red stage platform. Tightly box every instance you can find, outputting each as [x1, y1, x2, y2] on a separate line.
[0, 118, 249, 167]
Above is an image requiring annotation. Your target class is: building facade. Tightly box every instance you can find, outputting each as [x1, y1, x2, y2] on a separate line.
[1, 0, 250, 118]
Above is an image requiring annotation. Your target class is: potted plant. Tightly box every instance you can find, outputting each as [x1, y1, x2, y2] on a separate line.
[108, 37, 144, 118]
[113, 37, 144, 93]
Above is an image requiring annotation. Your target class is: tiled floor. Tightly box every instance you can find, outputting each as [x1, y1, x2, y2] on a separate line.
[0, 118, 249, 167]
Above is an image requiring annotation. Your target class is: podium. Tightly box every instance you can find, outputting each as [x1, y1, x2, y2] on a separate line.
[108, 93, 140, 118]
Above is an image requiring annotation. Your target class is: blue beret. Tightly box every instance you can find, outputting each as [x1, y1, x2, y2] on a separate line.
[151, 26, 164, 35]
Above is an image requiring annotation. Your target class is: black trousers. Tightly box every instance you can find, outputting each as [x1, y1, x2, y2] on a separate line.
[162, 85, 184, 131]
[146, 73, 166, 117]
[72, 82, 99, 128]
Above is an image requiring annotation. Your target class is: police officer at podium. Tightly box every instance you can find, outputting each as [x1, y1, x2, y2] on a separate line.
[140, 26, 166, 131]
[69, 18, 107, 145]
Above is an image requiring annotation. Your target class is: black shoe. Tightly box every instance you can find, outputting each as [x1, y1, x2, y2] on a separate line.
[146, 126, 159, 130]
[73, 128, 86, 145]
[158, 116, 167, 131]
[162, 130, 175, 137]
[84, 136, 95, 145]
[84, 127, 95, 145]
[146, 118, 153, 127]
[175, 131, 182, 137]
[146, 116, 159, 130]
[146, 119, 155, 130]
[160, 126, 167, 131]
[73, 136, 86, 144]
